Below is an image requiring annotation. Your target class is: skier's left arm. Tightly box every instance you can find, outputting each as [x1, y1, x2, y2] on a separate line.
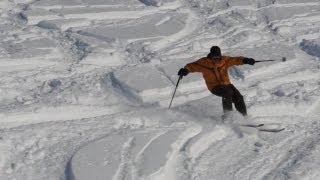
[226, 56, 255, 67]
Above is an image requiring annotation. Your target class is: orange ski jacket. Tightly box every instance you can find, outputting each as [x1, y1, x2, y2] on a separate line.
[185, 56, 244, 91]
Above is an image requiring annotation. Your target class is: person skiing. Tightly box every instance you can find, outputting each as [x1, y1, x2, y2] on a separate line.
[177, 46, 255, 117]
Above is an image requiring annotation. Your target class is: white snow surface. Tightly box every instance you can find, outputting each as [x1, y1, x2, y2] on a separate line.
[0, 0, 320, 179]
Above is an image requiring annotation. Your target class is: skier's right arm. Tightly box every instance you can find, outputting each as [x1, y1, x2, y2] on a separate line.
[185, 58, 206, 73]
[178, 58, 206, 76]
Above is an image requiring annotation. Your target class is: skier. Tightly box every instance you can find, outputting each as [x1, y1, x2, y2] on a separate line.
[177, 46, 255, 117]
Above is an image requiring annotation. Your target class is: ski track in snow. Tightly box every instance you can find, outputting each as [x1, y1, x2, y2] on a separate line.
[1, 0, 320, 180]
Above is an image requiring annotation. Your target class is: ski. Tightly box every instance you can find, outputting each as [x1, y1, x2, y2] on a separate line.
[241, 123, 285, 133]
[257, 127, 285, 132]
[241, 123, 264, 128]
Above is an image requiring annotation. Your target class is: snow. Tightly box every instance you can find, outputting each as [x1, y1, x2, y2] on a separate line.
[1, 0, 320, 180]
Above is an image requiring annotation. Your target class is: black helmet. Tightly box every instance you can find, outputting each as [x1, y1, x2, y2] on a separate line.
[210, 46, 221, 56]
[207, 46, 221, 59]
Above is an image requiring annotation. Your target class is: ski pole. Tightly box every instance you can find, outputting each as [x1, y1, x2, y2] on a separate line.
[255, 57, 286, 63]
[168, 75, 183, 109]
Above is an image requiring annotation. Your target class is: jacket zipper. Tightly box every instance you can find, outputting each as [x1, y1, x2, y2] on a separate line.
[217, 67, 224, 85]
[211, 61, 223, 85]
[212, 67, 222, 85]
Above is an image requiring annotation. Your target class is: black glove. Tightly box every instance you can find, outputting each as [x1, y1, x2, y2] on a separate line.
[243, 58, 255, 65]
[178, 68, 189, 76]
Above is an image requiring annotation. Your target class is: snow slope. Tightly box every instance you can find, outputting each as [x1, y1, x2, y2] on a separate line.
[0, 0, 320, 179]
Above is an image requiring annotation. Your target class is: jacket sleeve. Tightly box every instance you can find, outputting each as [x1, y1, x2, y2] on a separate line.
[185, 58, 207, 73]
[225, 56, 245, 67]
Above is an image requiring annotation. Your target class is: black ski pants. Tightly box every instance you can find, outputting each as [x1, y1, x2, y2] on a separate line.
[211, 84, 247, 116]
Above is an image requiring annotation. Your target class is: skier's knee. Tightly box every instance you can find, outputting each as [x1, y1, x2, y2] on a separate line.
[234, 95, 247, 116]
[234, 94, 244, 103]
